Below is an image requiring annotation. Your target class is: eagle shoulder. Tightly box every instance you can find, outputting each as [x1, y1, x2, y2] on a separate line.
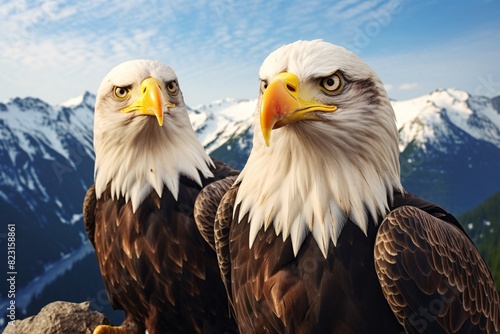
[375, 205, 500, 333]
[194, 174, 238, 251]
[213, 183, 240, 310]
[83, 183, 96, 248]
[194, 157, 239, 251]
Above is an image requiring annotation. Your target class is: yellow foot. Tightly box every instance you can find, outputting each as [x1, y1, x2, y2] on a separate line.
[93, 323, 140, 334]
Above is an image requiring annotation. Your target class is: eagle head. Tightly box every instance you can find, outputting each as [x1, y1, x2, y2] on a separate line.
[236, 40, 403, 257]
[93, 60, 213, 212]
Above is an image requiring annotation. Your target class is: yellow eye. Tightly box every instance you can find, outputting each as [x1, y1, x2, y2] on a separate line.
[259, 80, 268, 94]
[320, 73, 343, 94]
[113, 86, 130, 100]
[166, 81, 178, 94]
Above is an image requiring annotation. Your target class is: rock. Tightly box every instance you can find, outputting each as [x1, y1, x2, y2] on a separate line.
[2, 301, 111, 334]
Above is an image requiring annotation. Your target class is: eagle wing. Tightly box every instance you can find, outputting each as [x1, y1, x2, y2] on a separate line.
[83, 183, 96, 248]
[194, 158, 238, 251]
[213, 184, 240, 308]
[194, 158, 239, 316]
[375, 205, 500, 333]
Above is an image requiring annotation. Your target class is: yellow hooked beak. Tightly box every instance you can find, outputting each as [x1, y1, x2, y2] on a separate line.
[120, 77, 175, 126]
[260, 72, 337, 146]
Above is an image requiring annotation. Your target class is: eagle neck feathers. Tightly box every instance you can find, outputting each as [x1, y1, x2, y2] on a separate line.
[94, 117, 213, 212]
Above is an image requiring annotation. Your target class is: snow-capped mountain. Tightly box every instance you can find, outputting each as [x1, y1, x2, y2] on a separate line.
[0, 93, 95, 216]
[190, 98, 255, 153]
[0, 93, 96, 289]
[394, 89, 500, 153]
[1, 88, 499, 327]
[392, 89, 500, 213]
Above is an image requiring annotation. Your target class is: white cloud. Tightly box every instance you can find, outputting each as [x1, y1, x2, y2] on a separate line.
[398, 82, 419, 90]
[342, 0, 384, 21]
[327, 0, 362, 17]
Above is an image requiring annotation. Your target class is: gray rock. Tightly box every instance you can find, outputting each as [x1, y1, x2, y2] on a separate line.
[2, 301, 111, 334]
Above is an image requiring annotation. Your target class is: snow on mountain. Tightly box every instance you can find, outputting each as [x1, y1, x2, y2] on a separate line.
[189, 98, 256, 153]
[61, 94, 89, 108]
[393, 89, 500, 153]
[0, 92, 94, 214]
[1, 98, 67, 162]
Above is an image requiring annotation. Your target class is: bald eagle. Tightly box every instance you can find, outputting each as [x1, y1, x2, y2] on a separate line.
[83, 60, 239, 334]
[195, 40, 500, 333]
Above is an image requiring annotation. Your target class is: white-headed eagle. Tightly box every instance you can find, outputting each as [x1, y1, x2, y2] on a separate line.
[195, 40, 500, 333]
[83, 60, 239, 334]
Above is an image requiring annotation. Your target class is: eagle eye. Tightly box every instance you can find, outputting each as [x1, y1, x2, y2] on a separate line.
[320, 73, 343, 94]
[260, 80, 268, 94]
[166, 81, 178, 95]
[113, 86, 130, 100]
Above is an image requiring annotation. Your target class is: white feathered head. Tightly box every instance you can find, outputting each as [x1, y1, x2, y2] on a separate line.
[93, 60, 213, 212]
[236, 40, 403, 257]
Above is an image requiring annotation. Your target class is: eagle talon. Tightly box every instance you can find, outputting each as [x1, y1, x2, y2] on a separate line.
[93, 323, 140, 334]
[93, 315, 141, 334]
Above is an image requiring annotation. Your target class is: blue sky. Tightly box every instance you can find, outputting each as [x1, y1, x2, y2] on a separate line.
[1, 0, 499, 107]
